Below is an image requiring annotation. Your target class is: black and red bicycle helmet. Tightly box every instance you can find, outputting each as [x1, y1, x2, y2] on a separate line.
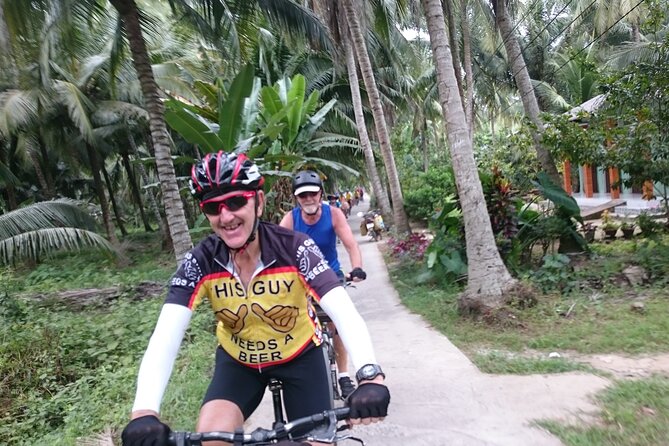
[190, 151, 264, 201]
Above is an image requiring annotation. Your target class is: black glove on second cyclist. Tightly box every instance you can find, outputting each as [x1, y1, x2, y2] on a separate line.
[347, 382, 390, 419]
[122, 415, 171, 446]
[348, 267, 367, 281]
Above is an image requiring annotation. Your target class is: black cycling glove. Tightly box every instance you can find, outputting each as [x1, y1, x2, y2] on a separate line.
[347, 382, 390, 419]
[349, 267, 367, 281]
[121, 415, 171, 446]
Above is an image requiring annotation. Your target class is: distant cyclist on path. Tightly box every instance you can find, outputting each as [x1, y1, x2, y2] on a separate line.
[122, 153, 389, 446]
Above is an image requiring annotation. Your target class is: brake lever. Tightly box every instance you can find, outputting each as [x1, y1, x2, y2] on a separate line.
[305, 409, 341, 443]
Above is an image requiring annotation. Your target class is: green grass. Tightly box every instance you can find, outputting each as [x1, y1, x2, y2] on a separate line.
[0, 232, 203, 445]
[540, 376, 669, 446]
[385, 235, 669, 446]
[474, 351, 598, 375]
[388, 256, 669, 357]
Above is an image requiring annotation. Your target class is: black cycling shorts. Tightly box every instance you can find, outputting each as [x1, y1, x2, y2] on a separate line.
[203, 344, 332, 421]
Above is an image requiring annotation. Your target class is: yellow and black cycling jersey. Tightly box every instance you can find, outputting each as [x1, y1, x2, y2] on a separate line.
[166, 221, 341, 369]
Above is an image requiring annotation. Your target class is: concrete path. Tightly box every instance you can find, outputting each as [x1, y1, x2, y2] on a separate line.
[250, 198, 611, 445]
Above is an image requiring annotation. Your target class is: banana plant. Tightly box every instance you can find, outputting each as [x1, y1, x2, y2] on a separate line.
[164, 66, 360, 174]
[164, 66, 361, 222]
[255, 74, 359, 174]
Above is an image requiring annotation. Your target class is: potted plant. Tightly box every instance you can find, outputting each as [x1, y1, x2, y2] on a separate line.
[600, 210, 620, 240]
[620, 221, 636, 239]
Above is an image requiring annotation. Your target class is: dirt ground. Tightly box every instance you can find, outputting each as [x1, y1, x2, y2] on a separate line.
[570, 352, 669, 379]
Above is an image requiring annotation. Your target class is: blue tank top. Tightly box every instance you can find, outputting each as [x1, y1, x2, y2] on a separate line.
[292, 205, 341, 275]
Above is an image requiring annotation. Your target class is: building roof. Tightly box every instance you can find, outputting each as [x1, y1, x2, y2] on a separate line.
[567, 94, 608, 121]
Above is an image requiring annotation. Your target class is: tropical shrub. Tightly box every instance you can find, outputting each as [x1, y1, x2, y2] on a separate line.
[634, 238, 669, 284]
[637, 213, 664, 237]
[424, 195, 467, 280]
[481, 167, 521, 259]
[475, 128, 540, 193]
[508, 173, 587, 269]
[402, 166, 456, 221]
[387, 233, 431, 262]
[531, 253, 575, 293]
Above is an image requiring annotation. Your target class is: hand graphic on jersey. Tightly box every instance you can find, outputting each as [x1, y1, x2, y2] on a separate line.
[251, 303, 299, 333]
[215, 305, 248, 334]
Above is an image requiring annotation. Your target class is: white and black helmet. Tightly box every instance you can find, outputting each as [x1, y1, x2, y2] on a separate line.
[292, 170, 323, 196]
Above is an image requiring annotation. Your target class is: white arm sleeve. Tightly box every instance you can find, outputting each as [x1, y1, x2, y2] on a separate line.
[318, 286, 377, 370]
[131, 303, 192, 413]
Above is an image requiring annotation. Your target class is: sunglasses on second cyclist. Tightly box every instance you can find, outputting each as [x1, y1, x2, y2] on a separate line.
[200, 191, 256, 215]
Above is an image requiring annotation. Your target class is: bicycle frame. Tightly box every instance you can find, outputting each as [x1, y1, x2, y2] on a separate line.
[316, 308, 343, 403]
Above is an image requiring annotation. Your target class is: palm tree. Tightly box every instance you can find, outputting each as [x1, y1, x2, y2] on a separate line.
[0, 199, 114, 265]
[421, 0, 517, 313]
[109, 0, 192, 263]
[460, 0, 476, 139]
[491, 0, 561, 186]
[341, 0, 411, 234]
[0, 0, 190, 258]
[309, 1, 392, 218]
[341, 29, 393, 218]
[0, 0, 17, 87]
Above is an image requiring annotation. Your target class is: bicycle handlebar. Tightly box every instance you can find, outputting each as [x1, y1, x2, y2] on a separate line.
[168, 406, 351, 445]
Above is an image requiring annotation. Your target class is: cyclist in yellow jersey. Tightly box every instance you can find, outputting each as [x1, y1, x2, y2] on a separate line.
[122, 152, 389, 446]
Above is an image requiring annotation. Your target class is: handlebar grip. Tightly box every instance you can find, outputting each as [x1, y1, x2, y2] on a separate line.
[333, 406, 351, 420]
[167, 431, 187, 446]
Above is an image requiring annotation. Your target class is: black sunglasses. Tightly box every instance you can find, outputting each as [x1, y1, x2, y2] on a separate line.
[200, 191, 255, 215]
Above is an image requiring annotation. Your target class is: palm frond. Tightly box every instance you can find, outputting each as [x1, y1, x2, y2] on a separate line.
[306, 134, 360, 152]
[92, 101, 149, 126]
[257, 0, 334, 54]
[0, 227, 113, 265]
[0, 90, 39, 135]
[605, 41, 664, 69]
[0, 160, 21, 187]
[53, 80, 95, 143]
[531, 79, 570, 111]
[300, 157, 360, 177]
[0, 198, 99, 239]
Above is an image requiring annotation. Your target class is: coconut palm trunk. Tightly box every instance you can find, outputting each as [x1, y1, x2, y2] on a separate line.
[101, 165, 128, 236]
[87, 144, 118, 245]
[128, 132, 167, 237]
[421, 0, 517, 313]
[120, 146, 153, 232]
[340, 20, 392, 217]
[109, 0, 192, 263]
[341, 0, 410, 233]
[492, 0, 561, 186]
[442, 0, 465, 110]
[0, 0, 17, 85]
[461, 0, 475, 139]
